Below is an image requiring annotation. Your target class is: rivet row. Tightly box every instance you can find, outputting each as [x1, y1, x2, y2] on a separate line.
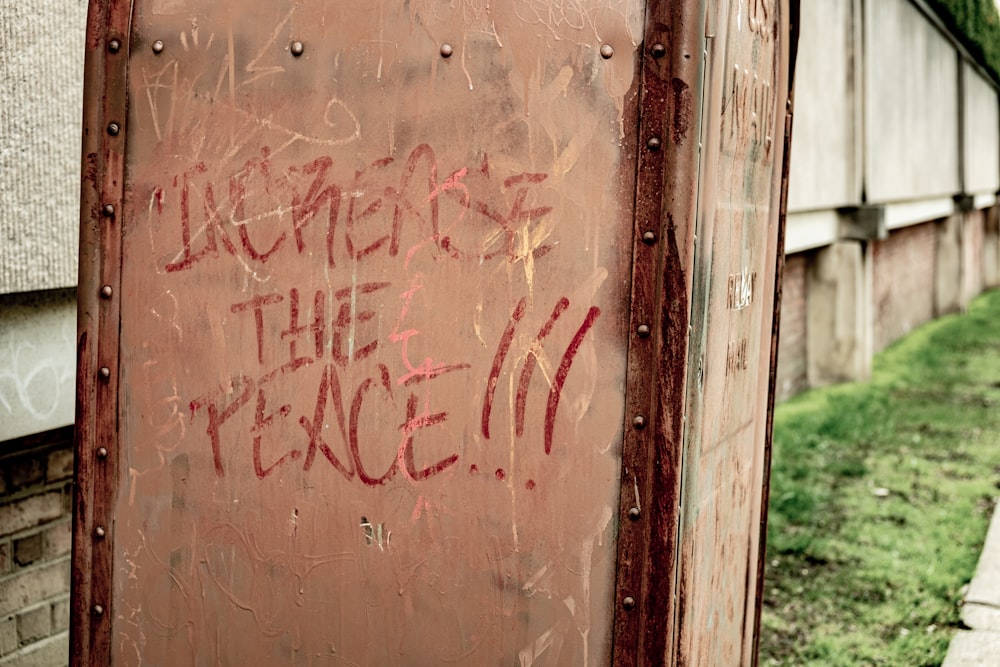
[133, 38, 624, 61]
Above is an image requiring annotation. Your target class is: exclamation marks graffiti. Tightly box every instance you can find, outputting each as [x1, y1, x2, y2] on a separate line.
[481, 297, 601, 454]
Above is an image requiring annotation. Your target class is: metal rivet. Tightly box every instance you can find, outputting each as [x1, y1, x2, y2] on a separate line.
[93, 604, 104, 616]
[101, 204, 115, 218]
[647, 136, 662, 152]
[651, 43, 666, 59]
[99, 367, 111, 380]
[108, 39, 121, 54]
[440, 43, 453, 58]
[100, 285, 113, 299]
[633, 415, 646, 430]
[600, 44, 614, 59]
[94, 526, 106, 539]
[152, 40, 164, 54]
[107, 123, 120, 136]
[96, 447, 109, 460]
[623, 596, 636, 610]
[642, 231, 657, 245]
[628, 507, 641, 521]
[637, 324, 651, 338]
[290, 41, 304, 57]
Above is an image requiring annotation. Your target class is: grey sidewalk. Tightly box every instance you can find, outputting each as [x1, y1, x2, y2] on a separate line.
[943, 499, 1000, 666]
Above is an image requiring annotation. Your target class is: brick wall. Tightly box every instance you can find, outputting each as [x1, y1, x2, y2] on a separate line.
[871, 221, 938, 353]
[0, 427, 72, 667]
[776, 252, 809, 400]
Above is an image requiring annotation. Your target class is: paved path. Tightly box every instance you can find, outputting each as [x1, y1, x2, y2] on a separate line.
[943, 499, 1000, 665]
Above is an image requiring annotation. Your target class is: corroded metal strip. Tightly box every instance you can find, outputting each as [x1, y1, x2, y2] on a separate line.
[609, 10, 653, 665]
[639, 1, 706, 663]
[751, 103, 793, 667]
[72, 1, 131, 665]
[611, 0, 706, 664]
[752, 4, 799, 663]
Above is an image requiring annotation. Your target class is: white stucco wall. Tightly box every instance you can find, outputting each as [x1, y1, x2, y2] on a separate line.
[963, 62, 1000, 195]
[864, 0, 961, 203]
[0, 1, 87, 295]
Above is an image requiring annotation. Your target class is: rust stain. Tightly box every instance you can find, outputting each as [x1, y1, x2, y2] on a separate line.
[671, 77, 692, 144]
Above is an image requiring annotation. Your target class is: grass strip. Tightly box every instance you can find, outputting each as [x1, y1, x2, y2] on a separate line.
[760, 289, 1000, 666]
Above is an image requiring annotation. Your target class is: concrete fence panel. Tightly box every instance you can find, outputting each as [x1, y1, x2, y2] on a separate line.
[787, 0, 859, 213]
[962, 62, 1000, 195]
[865, 0, 961, 203]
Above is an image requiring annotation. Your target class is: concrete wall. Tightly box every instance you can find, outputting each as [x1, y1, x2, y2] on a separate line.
[0, 2, 83, 443]
[779, 0, 1000, 397]
[0, 291, 77, 444]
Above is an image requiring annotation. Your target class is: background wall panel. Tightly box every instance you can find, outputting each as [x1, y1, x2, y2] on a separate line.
[865, 0, 961, 203]
[787, 0, 859, 212]
[962, 62, 1000, 194]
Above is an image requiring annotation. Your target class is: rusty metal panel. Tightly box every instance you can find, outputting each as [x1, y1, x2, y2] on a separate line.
[74, 1, 791, 664]
[75, 1, 649, 664]
[673, 1, 790, 665]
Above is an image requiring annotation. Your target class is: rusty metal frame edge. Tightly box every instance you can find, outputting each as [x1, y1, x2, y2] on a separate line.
[751, 2, 799, 664]
[610, 1, 708, 665]
[72, 1, 133, 665]
[609, 2, 653, 661]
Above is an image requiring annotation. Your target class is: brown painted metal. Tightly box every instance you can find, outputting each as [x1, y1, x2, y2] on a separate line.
[73, 1, 790, 665]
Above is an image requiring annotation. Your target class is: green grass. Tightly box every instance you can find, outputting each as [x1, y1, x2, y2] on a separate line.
[760, 289, 1000, 666]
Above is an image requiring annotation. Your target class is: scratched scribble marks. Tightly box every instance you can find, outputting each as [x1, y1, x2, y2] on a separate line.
[113, 1, 637, 663]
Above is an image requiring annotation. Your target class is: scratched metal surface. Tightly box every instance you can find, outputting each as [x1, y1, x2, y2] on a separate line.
[673, 1, 789, 665]
[106, 1, 644, 664]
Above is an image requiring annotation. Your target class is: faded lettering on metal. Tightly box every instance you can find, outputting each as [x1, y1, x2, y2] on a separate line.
[111, 1, 643, 664]
[675, 0, 786, 664]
